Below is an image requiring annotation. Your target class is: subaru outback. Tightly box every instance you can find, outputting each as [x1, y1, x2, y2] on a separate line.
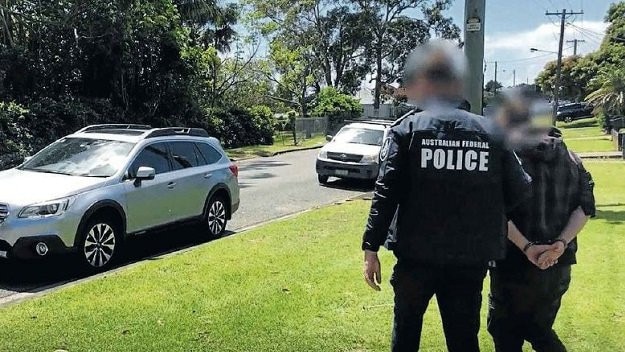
[0, 125, 239, 270]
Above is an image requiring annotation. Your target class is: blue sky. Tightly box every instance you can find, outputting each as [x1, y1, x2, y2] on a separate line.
[446, 0, 614, 86]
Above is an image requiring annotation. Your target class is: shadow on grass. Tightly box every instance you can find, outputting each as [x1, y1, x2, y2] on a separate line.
[558, 118, 599, 129]
[0, 223, 233, 295]
[595, 208, 625, 225]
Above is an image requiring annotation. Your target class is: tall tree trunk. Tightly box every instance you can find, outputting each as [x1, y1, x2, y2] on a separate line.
[373, 38, 383, 112]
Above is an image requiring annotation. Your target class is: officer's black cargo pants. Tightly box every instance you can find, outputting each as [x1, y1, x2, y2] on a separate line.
[390, 261, 488, 352]
[488, 264, 572, 352]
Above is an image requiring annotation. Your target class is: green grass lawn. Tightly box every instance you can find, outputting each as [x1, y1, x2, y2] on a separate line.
[0, 162, 624, 352]
[226, 134, 326, 160]
[558, 118, 615, 153]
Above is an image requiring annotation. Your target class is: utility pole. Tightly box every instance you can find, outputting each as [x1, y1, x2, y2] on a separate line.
[566, 38, 586, 55]
[493, 61, 498, 92]
[464, 0, 486, 115]
[546, 9, 584, 124]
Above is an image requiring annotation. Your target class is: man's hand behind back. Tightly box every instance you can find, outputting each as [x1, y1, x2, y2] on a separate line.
[525, 244, 554, 268]
[364, 250, 382, 291]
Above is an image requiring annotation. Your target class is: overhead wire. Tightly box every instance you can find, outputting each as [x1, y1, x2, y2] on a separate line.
[568, 22, 625, 43]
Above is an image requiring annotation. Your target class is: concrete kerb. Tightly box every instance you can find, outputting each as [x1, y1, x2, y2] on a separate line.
[0, 190, 371, 308]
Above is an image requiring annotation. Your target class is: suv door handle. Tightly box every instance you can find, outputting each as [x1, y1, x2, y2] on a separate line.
[204, 173, 212, 179]
[167, 182, 176, 189]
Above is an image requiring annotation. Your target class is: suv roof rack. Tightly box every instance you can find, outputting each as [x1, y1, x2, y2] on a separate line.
[345, 118, 395, 126]
[145, 127, 209, 138]
[77, 124, 153, 133]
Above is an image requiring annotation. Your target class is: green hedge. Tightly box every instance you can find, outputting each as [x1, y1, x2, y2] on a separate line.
[1, 98, 276, 169]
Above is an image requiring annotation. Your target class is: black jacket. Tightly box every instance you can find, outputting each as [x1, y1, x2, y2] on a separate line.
[500, 130, 596, 268]
[362, 102, 531, 265]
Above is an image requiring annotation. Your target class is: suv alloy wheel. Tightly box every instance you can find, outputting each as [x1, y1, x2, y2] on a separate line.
[205, 195, 228, 238]
[78, 215, 122, 270]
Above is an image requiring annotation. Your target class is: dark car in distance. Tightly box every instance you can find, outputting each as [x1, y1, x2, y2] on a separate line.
[556, 102, 594, 123]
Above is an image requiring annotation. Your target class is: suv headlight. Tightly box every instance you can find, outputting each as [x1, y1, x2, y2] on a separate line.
[318, 150, 328, 159]
[19, 197, 75, 218]
[361, 154, 379, 164]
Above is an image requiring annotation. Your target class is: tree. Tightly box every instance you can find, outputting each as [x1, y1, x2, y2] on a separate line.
[352, 0, 460, 110]
[603, 2, 625, 48]
[484, 80, 502, 93]
[247, 0, 372, 93]
[174, 0, 238, 52]
[535, 56, 589, 101]
[586, 68, 625, 116]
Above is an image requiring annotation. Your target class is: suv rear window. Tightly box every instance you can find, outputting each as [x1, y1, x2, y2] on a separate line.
[170, 142, 202, 169]
[196, 143, 223, 164]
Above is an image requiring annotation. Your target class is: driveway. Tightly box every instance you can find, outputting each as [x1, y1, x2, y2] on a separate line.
[0, 149, 370, 304]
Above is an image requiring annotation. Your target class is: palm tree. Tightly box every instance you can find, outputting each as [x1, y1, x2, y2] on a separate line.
[586, 68, 625, 116]
[173, 0, 237, 53]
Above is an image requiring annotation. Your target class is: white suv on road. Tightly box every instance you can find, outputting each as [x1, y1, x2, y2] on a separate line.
[0, 125, 239, 270]
[316, 122, 390, 184]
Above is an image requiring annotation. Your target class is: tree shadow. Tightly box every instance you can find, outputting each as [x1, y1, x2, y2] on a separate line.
[594, 209, 625, 225]
[558, 118, 598, 129]
[239, 160, 290, 172]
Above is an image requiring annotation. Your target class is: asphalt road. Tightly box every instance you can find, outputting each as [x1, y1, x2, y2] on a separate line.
[0, 148, 369, 304]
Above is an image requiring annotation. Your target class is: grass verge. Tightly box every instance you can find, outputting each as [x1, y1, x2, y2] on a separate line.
[0, 162, 624, 352]
[226, 134, 326, 160]
[559, 118, 615, 153]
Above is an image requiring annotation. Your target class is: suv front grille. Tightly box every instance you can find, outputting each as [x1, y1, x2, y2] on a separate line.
[327, 152, 363, 163]
[0, 204, 9, 222]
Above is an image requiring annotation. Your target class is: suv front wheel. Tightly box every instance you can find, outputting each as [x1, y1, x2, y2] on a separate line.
[77, 215, 122, 271]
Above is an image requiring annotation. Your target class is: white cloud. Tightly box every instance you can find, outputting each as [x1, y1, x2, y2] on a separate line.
[483, 21, 608, 86]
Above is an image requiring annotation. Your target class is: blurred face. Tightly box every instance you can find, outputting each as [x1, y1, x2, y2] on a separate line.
[495, 97, 554, 151]
[404, 76, 463, 104]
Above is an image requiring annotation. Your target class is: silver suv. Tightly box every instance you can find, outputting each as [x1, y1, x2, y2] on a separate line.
[0, 125, 240, 270]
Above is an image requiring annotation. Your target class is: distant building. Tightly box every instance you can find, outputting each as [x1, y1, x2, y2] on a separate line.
[354, 83, 407, 119]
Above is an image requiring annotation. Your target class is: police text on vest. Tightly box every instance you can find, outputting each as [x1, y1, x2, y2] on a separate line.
[420, 139, 489, 171]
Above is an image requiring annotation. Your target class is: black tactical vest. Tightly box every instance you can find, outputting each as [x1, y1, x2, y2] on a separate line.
[389, 109, 520, 265]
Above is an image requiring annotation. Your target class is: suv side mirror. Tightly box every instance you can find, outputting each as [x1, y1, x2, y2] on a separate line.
[136, 166, 155, 181]
[326, 135, 333, 142]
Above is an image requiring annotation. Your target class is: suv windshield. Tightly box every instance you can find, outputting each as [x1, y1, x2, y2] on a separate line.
[334, 127, 385, 146]
[19, 137, 135, 177]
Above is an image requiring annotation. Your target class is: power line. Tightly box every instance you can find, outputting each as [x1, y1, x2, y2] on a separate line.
[486, 46, 574, 64]
[486, 53, 554, 64]
[568, 22, 625, 43]
[569, 25, 602, 45]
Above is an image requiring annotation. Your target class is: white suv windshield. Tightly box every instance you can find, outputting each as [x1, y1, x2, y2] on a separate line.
[20, 137, 135, 177]
[334, 127, 385, 146]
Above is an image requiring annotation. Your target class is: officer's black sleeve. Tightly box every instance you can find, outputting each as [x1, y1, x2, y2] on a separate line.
[502, 150, 532, 214]
[362, 128, 407, 252]
[576, 159, 596, 218]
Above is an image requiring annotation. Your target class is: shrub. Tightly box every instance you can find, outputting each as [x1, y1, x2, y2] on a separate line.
[311, 87, 362, 133]
[211, 106, 275, 148]
[249, 105, 276, 145]
[0, 102, 32, 169]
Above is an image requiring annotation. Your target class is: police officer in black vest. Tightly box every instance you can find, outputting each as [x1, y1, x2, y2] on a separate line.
[361, 40, 531, 352]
